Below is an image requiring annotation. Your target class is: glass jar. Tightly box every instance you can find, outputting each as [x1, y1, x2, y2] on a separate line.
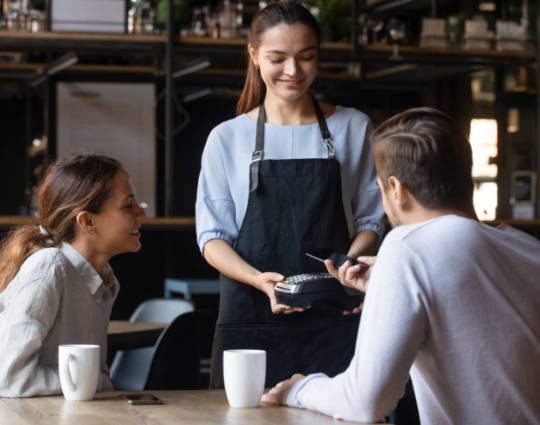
[219, 0, 237, 39]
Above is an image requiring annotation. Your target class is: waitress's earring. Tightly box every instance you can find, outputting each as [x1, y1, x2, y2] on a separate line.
[254, 63, 259, 69]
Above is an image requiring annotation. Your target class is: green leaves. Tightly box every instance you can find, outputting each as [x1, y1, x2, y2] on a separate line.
[155, 0, 192, 26]
[316, 0, 350, 29]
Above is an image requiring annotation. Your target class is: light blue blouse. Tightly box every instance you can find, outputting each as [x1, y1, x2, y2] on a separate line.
[196, 106, 385, 254]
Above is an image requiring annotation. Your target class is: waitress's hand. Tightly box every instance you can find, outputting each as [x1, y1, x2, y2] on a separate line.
[255, 272, 307, 315]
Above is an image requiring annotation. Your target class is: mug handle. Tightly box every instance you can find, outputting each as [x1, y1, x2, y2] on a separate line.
[61, 354, 76, 392]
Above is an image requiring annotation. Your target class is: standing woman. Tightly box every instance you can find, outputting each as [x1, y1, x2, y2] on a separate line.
[196, 0, 385, 389]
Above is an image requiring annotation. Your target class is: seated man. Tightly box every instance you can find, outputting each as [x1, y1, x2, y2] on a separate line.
[262, 108, 540, 424]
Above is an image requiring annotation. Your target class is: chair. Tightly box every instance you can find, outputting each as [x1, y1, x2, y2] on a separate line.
[163, 278, 220, 379]
[164, 278, 220, 300]
[110, 298, 194, 391]
[144, 311, 205, 390]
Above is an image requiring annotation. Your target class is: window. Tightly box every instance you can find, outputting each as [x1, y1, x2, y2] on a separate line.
[469, 119, 498, 220]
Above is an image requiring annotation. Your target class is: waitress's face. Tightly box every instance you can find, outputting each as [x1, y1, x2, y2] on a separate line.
[250, 23, 318, 102]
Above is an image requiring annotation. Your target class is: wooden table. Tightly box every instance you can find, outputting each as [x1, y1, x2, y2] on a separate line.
[107, 321, 166, 352]
[0, 390, 391, 425]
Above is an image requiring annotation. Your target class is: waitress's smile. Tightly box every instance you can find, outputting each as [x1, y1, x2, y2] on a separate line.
[277, 77, 307, 90]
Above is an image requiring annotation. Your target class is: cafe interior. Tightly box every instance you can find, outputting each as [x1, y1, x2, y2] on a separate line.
[0, 0, 538, 423]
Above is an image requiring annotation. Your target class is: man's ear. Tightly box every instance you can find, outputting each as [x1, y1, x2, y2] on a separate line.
[387, 176, 408, 210]
[75, 211, 96, 236]
[248, 44, 259, 68]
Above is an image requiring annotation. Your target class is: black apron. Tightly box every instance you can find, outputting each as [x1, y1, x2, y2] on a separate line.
[210, 96, 361, 389]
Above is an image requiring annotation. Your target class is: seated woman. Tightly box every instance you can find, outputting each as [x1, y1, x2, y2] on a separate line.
[0, 154, 146, 397]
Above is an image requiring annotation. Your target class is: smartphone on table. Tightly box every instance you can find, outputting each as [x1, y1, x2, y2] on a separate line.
[306, 248, 369, 271]
[120, 393, 163, 405]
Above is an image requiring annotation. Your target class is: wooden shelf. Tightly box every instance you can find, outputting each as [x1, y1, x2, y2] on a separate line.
[0, 62, 156, 75]
[0, 31, 534, 65]
[176, 36, 248, 47]
[0, 216, 196, 229]
[176, 36, 351, 51]
[175, 35, 536, 65]
[0, 32, 165, 43]
[2, 216, 540, 230]
[354, 44, 536, 65]
[367, 0, 455, 13]
[0, 31, 166, 52]
[358, 44, 536, 59]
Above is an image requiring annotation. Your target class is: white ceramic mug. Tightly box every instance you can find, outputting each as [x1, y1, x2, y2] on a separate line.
[58, 344, 100, 401]
[223, 349, 266, 408]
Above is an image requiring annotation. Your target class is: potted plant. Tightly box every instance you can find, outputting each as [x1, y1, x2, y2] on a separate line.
[316, 0, 350, 42]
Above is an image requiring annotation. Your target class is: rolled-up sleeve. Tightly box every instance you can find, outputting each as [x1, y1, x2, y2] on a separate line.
[351, 121, 385, 239]
[0, 260, 63, 397]
[196, 129, 238, 254]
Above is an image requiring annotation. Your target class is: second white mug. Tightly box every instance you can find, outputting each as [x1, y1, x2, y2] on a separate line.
[223, 349, 266, 408]
[58, 344, 100, 401]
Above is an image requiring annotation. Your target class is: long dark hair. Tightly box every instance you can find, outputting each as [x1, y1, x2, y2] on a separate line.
[0, 154, 122, 294]
[236, 0, 320, 116]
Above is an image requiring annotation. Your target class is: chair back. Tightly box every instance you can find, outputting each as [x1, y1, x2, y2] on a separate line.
[144, 311, 205, 390]
[130, 298, 194, 323]
[110, 299, 194, 391]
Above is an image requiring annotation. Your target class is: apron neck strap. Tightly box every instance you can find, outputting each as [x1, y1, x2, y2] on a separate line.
[250, 103, 265, 192]
[249, 94, 335, 192]
[310, 94, 335, 160]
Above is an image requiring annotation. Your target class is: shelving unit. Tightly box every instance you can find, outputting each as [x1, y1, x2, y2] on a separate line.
[0, 0, 538, 217]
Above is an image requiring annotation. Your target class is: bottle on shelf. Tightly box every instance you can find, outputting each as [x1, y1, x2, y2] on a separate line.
[190, 6, 208, 37]
[127, 0, 155, 35]
[219, 0, 237, 39]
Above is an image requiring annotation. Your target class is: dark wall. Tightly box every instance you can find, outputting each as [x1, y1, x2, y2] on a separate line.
[172, 94, 238, 216]
[0, 93, 27, 215]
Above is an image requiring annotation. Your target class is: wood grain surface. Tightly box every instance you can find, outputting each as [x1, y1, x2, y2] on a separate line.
[108, 321, 167, 335]
[107, 321, 166, 352]
[0, 390, 392, 425]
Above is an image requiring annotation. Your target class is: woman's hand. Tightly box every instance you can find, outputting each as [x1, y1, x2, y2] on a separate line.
[255, 272, 307, 314]
[204, 240, 307, 314]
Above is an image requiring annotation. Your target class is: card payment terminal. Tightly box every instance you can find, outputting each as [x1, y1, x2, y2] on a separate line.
[274, 273, 364, 311]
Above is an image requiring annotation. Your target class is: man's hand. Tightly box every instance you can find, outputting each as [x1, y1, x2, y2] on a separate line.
[325, 256, 376, 293]
[261, 374, 306, 405]
[255, 272, 307, 314]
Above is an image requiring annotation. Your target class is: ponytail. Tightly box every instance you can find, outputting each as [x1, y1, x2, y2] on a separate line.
[0, 226, 61, 294]
[237, 60, 266, 116]
[236, 0, 320, 116]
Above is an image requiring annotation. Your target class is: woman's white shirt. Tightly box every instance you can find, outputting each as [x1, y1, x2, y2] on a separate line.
[196, 106, 385, 253]
[0, 242, 118, 397]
